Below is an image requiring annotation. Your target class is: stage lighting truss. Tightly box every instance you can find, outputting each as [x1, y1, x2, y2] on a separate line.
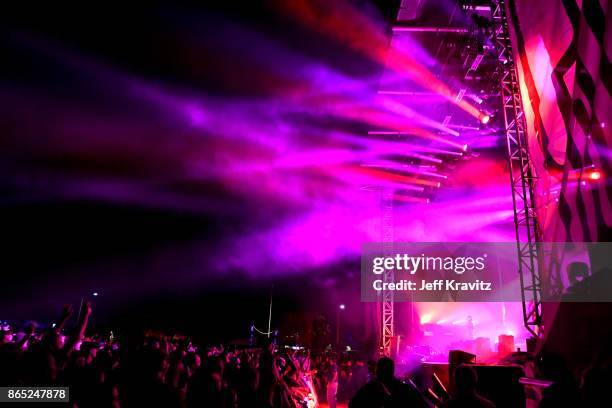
[376, 2, 501, 354]
[381, 188, 395, 356]
[377, 0, 545, 351]
[467, 0, 544, 338]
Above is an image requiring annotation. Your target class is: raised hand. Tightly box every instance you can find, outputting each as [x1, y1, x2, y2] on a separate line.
[81, 301, 92, 318]
[61, 304, 74, 319]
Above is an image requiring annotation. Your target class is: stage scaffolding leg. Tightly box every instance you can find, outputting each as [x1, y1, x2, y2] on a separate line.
[487, 0, 543, 337]
[381, 189, 394, 356]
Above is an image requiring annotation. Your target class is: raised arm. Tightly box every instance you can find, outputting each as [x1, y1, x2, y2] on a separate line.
[16, 323, 36, 351]
[63, 301, 92, 355]
[54, 304, 74, 334]
[40, 304, 72, 344]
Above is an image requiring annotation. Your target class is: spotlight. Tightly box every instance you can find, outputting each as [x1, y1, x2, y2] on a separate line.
[92, 292, 99, 297]
[480, 114, 491, 125]
[589, 170, 602, 180]
[462, 144, 468, 152]
[420, 314, 432, 324]
[339, 304, 346, 310]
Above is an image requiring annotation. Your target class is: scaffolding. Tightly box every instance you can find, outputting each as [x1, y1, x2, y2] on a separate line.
[381, 189, 394, 355]
[487, 0, 543, 337]
[377, 0, 545, 350]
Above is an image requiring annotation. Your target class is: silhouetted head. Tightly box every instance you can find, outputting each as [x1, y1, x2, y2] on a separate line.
[454, 364, 478, 394]
[0, 329, 13, 344]
[376, 357, 395, 382]
[537, 352, 572, 383]
[582, 366, 612, 404]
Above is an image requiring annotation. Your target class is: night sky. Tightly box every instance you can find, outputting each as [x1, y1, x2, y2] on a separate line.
[0, 1, 403, 343]
[1, 0, 517, 346]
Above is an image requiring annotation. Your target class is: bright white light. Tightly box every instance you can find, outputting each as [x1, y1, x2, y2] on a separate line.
[93, 292, 99, 297]
[339, 304, 345, 310]
[420, 313, 432, 324]
[481, 114, 491, 125]
[589, 171, 602, 180]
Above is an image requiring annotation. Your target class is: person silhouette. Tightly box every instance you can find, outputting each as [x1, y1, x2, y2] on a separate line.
[443, 364, 495, 408]
[349, 357, 427, 408]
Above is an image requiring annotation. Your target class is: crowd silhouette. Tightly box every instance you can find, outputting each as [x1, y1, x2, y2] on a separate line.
[1, 302, 610, 407]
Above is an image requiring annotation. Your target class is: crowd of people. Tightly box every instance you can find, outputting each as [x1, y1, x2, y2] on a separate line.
[0, 302, 368, 407]
[1, 302, 610, 407]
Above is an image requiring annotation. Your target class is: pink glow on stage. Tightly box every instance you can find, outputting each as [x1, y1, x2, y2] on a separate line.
[393, 195, 430, 204]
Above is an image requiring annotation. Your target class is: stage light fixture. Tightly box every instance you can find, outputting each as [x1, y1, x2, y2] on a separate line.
[589, 170, 601, 180]
[480, 114, 490, 125]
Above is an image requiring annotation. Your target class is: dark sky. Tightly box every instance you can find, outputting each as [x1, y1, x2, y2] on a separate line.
[0, 1, 400, 342]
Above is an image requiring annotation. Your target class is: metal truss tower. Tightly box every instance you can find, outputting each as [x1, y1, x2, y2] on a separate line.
[378, 0, 545, 350]
[487, 0, 543, 337]
[380, 189, 394, 355]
